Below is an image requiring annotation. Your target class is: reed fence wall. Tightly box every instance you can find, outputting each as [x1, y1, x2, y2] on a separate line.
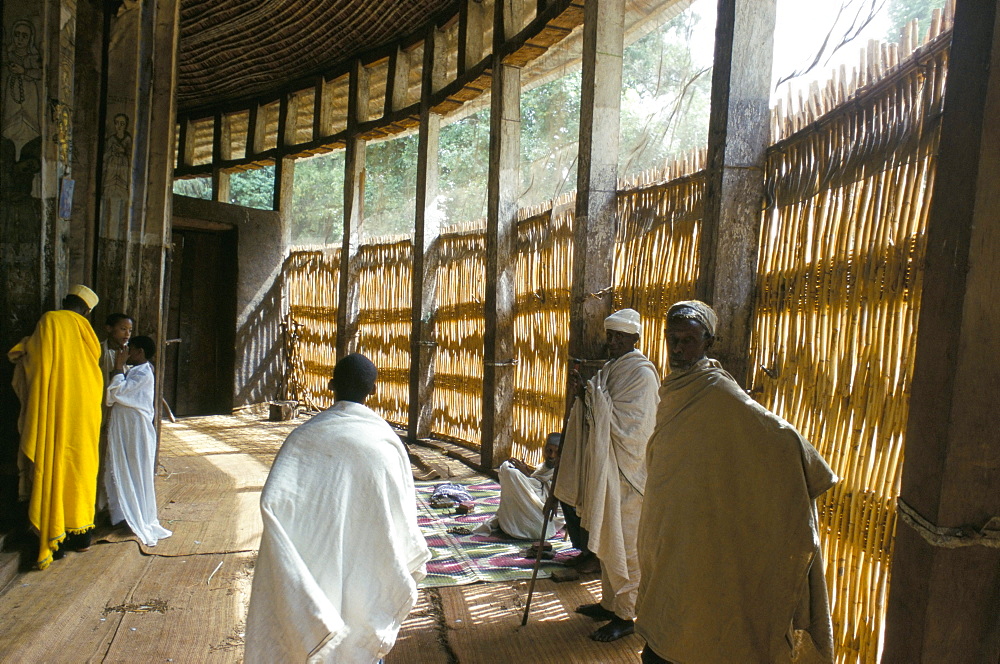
[280, 17, 952, 663]
[511, 200, 575, 466]
[749, 23, 949, 663]
[356, 239, 414, 426]
[431, 230, 487, 444]
[283, 248, 340, 409]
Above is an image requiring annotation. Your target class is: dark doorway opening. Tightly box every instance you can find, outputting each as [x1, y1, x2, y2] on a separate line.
[163, 225, 238, 416]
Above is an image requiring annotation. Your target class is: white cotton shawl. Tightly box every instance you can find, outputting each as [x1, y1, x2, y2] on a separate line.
[104, 362, 171, 547]
[244, 400, 431, 664]
[493, 461, 565, 540]
[554, 349, 659, 593]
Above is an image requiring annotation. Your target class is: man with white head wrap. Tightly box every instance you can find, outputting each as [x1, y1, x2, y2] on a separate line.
[554, 308, 660, 642]
[636, 300, 837, 663]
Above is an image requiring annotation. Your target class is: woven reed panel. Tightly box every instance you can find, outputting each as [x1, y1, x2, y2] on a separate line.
[356, 239, 414, 428]
[750, 32, 949, 664]
[284, 248, 340, 409]
[432, 229, 487, 448]
[511, 201, 574, 467]
[613, 171, 704, 376]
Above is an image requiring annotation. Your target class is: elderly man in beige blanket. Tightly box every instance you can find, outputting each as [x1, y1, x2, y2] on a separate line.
[554, 308, 660, 642]
[244, 353, 430, 663]
[636, 300, 838, 664]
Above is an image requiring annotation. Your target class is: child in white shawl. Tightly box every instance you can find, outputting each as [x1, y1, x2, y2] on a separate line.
[104, 335, 171, 546]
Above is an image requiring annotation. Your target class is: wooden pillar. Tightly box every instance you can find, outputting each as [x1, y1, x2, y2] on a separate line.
[569, 0, 625, 378]
[211, 111, 230, 203]
[409, 27, 441, 442]
[272, 95, 294, 215]
[336, 61, 368, 360]
[883, 2, 1000, 660]
[697, 0, 776, 387]
[481, 0, 521, 467]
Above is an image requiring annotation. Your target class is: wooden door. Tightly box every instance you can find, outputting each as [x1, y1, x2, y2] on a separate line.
[161, 227, 238, 416]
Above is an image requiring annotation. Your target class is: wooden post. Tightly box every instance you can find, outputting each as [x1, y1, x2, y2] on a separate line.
[697, 0, 776, 387]
[883, 2, 1000, 660]
[569, 0, 625, 377]
[481, 2, 521, 469]
[336, 61, 368, 360]
[272, 95, 293, 213]
[141, 0, 181, 445]
[212, 111, 230, 203]
[409, 27, 441, 442]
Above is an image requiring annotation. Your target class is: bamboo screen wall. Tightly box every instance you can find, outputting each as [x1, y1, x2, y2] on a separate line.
[749, 28, 949, 664]
[511, 200, 575, 466]
[431, 230, 487, 444]
[356, 239, 414, 427]
[614, 158, 706, 373]
[283, 249, 340, 409]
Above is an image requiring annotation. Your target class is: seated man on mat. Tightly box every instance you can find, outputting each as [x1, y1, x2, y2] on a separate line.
[477, 432, 565, 542]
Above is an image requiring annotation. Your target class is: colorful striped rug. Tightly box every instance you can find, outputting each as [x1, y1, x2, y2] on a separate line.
[415, 480, 576, 588]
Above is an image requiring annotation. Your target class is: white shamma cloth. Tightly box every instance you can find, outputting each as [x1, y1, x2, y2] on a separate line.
[487, 461, 564, 540]
[554, 349, 660, 619]
[244, 400, 431, 664]
[104, 362, 172, 546]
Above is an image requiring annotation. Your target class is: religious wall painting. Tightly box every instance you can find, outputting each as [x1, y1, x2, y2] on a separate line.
[3, 19, 42, 163]
[101, 112, 133, 239]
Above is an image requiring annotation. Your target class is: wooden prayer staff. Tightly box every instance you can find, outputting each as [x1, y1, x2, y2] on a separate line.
[521, 359, 580, 626]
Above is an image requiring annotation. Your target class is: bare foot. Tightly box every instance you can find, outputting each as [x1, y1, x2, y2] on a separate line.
[590, 616, 635, 642]
[576, 554, 601, 574]
[575, 603, 616, 621]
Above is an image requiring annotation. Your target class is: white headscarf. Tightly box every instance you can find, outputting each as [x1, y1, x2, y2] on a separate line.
[667, 300, 718, 337]
[604, 308, 642, 335]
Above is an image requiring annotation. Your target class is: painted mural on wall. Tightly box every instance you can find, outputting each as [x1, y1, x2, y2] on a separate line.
[101, 112, 133, 237]
[1, 14, 45, 342]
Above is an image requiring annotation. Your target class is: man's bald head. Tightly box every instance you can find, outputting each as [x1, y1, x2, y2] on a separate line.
[331, 353, 378, 404]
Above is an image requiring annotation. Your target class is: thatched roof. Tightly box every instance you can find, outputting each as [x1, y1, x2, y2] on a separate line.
[178, 0, 454, 112]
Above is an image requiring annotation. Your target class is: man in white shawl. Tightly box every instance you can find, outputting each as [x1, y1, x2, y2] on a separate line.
[635, 301, 838, 664]
[479, 433, 565, 541]
[554, 308, 660, 642]
[104, 335, 171, 547]
[245, 353, 431, 664]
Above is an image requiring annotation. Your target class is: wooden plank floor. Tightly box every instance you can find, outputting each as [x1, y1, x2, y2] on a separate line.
[0, 414, 643, 663]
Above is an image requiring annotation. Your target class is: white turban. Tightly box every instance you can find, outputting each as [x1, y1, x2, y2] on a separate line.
[667, 300, 718, 338]
[604, 308, 642, 335]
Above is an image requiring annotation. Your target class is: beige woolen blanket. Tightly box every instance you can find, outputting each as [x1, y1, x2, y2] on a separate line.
[555, 349, 660, 595]
[636, 358, 837, 663]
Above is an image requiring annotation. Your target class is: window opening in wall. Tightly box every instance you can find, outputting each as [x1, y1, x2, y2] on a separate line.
[290, 150, 346, 246]
[172, 176, 212, 200]
[619, 0, 715, 181]
[439, 105, 490, 231]
[363, 132, 418, 240]
[229, 164, 275, 210]
[772, 0, 947, 107]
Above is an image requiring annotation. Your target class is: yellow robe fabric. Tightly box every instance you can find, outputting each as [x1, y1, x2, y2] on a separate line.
[636, 358, 837, 663]
[9, 310, 104, 569]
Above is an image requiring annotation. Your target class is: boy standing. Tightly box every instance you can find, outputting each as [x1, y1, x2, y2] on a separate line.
[104, 335, 171, 546]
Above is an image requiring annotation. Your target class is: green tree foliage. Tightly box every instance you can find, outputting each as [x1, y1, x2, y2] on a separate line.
[520, 72, 582, 209]
[620, 9, 712, 177]
[172, 176, 212, 200]
[363, 133, 419, 238]
[886, 0, 944, 43]
[291, 151, 345, 245]
[281, 2, 713, 242]
[229, 165, 275, 211]
[439, 109, 491, 228]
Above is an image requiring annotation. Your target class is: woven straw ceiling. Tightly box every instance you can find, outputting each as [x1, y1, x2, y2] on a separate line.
[178, 0, 454, 112]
